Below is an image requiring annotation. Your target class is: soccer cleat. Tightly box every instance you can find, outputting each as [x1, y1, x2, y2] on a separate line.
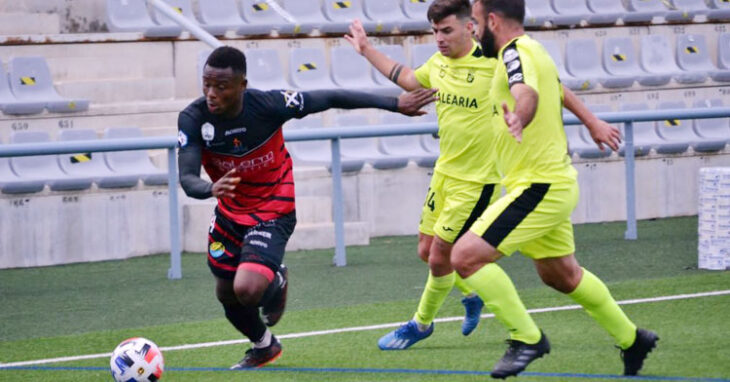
[377, 320, 433, 350]
[230, 336, 282, 369]
[461, 294, 484, 336]
[262, 264, 288, 327]
[490, 331, 550, 379]
[620, 328, 659, 376]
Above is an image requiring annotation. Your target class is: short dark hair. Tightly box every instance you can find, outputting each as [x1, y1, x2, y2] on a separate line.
[205, 46, 247, 76]
[427, 0, 471, 23]
[476, 0, 525, 24]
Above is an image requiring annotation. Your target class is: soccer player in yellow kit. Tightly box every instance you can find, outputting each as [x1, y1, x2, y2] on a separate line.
[450, 0, 658, 378]
[347, 0, 622, 351]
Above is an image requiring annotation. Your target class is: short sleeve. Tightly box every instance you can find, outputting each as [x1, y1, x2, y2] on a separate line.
[501, 40, 538, 92]
[414, 54, 435, 89]
[256, 89, 308, 122]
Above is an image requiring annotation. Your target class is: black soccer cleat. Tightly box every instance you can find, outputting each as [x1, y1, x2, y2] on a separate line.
[230, 336, 282, 369]
[262, 264, 288, 327]
[620, 328, 659, 376]
[490, 331, 551, 379]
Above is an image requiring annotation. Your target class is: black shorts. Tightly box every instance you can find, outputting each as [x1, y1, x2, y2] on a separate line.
[207, 208, 296, 280]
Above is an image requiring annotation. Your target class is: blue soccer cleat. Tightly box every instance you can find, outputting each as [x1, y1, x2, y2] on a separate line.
[461, 294, 484, 336]
[377, 320, 433, 350]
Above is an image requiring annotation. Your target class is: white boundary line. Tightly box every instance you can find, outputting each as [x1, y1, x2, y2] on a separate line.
[2, 289, 728, 369]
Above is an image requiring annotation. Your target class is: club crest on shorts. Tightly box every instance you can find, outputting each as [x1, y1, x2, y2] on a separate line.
[201, 122, 215, 142]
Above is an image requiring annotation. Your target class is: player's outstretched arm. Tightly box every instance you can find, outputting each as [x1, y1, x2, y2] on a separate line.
[344, 19, 422, 91]
[302, 88, 437, 116]
[562, 86, 621, 152]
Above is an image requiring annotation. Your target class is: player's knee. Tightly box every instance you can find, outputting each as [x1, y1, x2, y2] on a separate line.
[216, 287, 238, 306]
[417, 244, 430, 263]
[450, 242, 470, 276]
[233, 282, 265, 306]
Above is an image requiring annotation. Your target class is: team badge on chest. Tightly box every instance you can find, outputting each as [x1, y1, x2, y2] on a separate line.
[201, 122, 215, 142]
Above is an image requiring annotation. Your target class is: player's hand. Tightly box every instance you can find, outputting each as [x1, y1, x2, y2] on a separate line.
[585, 118, 621, 152]
[344, 19, 371, 55]
[397, 88, 438, 116]
[502, 103, 524, 143]
[211, 168, 240, 199]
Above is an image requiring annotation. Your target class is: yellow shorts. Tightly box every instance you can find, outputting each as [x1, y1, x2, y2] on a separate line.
[469, 181, 579, 259]
[419, 171, 500, 244]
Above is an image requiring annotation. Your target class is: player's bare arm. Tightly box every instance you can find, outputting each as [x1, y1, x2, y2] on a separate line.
[563, 87, 621, 151]
[503, 83, 538, 143]
[397, 88, 439, 116]
[345, 19, 421, 91]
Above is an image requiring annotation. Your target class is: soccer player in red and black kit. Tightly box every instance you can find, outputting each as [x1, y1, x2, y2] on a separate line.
[178, 46, 436, 369]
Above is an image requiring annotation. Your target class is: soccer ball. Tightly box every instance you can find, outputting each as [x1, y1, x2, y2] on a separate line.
[109, 337, 164, 382]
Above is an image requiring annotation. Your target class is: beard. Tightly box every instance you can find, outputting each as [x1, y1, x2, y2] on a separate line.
[480, 27, 498, 59]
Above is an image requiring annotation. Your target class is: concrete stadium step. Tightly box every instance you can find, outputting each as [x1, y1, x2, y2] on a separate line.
[56, 77, 177, 104]
[287, 221, 370, 252]
[0, 13, 60, 35]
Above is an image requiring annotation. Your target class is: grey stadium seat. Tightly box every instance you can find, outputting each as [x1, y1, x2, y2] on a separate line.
[330, 46, 390, 95]
[551, 0, 590, 26]
[524, 0, 556, 27]
[708, 0, 730, 21]
[321, 0, 377, 34]
[603, 37, 644, 83]
[58, 129, 140, 188]
[10, 131, 93, 191]
[664, 0, 709, 22]
[675, 34, 711, 84]
[564, 122, 611, 159]
[618, 103, 659, 157]
[372, 45, 407, 95]
[711, 33, 730, 82]
[245, 49, 290, 91]
[400, 0, 432, 32]
[286, 116, 365, 172]
[106, 0, 182, 37]
[196, 0, 245, 36]
[585, 0, 624, 25]
[103, 127, 168, 186]
[0, 138, 45, 194]
[411, 43, 437, 68]
[638, 34, 678, 87]
[541, 39, 592, 91]
[362, 0, 405, 33]
[282, 0, 327, 34]
[238, 0, 292, 35]
[0, 62, 44, 115]
[418, 113, 439, 154]
[336, 114, 409, 170]
[289, 47, 338, 91]
[623, 0, 667, 23]
[8, 57, 90, 113]
[378, 113, 437, 167]
[653, 101, 692, 155]
[692, 99, 729, 152]
[566, 39, 634, 89]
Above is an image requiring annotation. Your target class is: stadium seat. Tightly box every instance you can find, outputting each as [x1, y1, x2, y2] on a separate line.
[411, 43, 437, 68]
[330, 46, 391, 95]
[551, 0, 590, 26]
[372, 45, 407, 95]
[7, 57, 89, 113]
[0, 62, 44, 115]
[585, 0, 624, 25]
[675, 34, 711, 84]
[664, 0, 709, 22]
[336, 114, 410, 169]
[58, 129, 141, 189]
[566, 39, 634, 89]
[378, 113, 437, 167]
[602, 37, 643, 84]
[707, 0, 730, 21]
[196, 0, 245, 36]
[400, 0, 432, 32]
[282, 0, 328, 34]
[150, 0, 201, 33]
[103, 127, 168, 186]
[692, 99, 730, 152]
[105, 0, 182, 37]
[623, 0, 667, 23]
[288, 47, 338, 91]
[0, 138, 45, 194]
[238, 0, 292, 35]
[524, 0, 556, 27]
[565, 105, 614, 159]
[418, 113, 439, 154]
[9, 131, 93, 191]
[638, 34, 677, 87]
[244, 49, 290, 91]
[654, 101, 692, 154]
[541, 39, 592, 91]
[321, 0, 377, 34]
[362, 0, 405, 33]
[618, 103, 659, 157]
[710, 33, 730, 82]
[285, 116, 365, 173]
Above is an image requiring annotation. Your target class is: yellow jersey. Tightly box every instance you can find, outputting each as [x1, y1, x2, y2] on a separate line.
[490, 35, 577, 190]
[414, 42, 500, 184]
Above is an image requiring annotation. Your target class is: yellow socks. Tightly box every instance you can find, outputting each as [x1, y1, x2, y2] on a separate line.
[413, 272, 455, 326]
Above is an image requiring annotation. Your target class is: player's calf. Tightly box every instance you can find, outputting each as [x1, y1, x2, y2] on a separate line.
[261, 264, 288, 327]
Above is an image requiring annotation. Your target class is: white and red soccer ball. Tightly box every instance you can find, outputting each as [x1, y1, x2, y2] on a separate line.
[109, 337, 164, 382]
